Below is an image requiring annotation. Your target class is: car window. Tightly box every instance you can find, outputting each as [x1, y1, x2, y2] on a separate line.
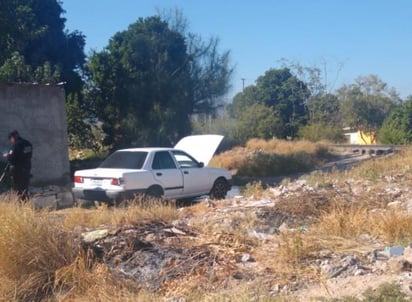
[172, 151, 199, 168]
[100, 151, 148, 169]
[152, 151, 177, 170]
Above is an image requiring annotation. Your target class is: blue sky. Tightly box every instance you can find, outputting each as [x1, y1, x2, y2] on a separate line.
[63, 0, 412, 99]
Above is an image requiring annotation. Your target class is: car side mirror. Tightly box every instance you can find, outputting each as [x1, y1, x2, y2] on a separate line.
[198, 162, 204, 168]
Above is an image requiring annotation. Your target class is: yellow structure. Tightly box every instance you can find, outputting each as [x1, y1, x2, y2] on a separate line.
[357, 131, 377, 145]
[344, 130, 377, 145]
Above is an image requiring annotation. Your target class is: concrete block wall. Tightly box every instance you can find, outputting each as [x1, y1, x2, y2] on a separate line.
[0, 83, 70, 185]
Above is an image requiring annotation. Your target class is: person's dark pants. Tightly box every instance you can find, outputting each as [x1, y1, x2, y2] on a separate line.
[12, 172, 30, 201]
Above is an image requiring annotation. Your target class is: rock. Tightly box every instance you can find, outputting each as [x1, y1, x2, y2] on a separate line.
[248, 230, 273, 241]
[354, 269, 365, 276]
[387, 201, 402, 208]
[32, 194, 57, 209]
[278, 222, 289, 233]
[163, 227, 186, 235]
[82, 229, 109, 243]
[57, 191, 74, 209]
[388, 258, 412, 273]
[271, 283, 281, 294]
[240, 253, 255, 263]
[232, 272, 243, 280]
[405, 200, 412, 214]
[384, 246, 405, 257]
[341, 255, 358, 267]
[358, 234, 372, 242]
[164, 297, 186, 302]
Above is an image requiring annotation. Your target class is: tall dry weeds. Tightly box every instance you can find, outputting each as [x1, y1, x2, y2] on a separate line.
[0, 197, 75, 301]
[62, 198, 180, 230]
[210, 138, 330, 177]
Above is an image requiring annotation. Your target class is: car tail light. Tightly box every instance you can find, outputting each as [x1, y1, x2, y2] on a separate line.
[111, 178, 124, 186]
[74, 176, 84, 183]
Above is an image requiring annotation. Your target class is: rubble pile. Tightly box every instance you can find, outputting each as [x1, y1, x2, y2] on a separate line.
[79, 222, 237, 292]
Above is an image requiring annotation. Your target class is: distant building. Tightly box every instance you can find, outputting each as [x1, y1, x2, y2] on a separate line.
[343, 127, 377, 145]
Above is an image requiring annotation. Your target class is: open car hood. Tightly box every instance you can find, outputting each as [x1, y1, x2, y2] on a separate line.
[174, 135, 223, 166]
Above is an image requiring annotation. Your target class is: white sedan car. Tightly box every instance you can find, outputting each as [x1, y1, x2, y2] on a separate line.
[73, 135, 232, 202]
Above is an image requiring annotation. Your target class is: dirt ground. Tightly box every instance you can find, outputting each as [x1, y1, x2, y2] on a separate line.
[12, 148, 408, 301]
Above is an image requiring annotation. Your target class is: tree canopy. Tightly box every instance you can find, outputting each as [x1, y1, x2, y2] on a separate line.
[228, 68, 309, 139]
[87, 16, 232, 148]
[338, 75, 399, 132]
[379, 97, 412, 144]
[0, 0, 86, 93]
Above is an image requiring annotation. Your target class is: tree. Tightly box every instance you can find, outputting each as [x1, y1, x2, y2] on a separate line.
[65, 93, 103, 152]
[236, 104, 280, 141]
[159, 8, 233, 115]
[379, 97, 412, 144]
[307, 93, 340, 124]
[0, 52, 61, 83]
[279, 59, 344, 127]
[0, 0, 86, 93]
[87, 17, 191, 147]
[338, 75, 399, 133]
[87, 16, 233, 148]
[0, 1, 88, 150]
[229, 68, 309, 139]
[298, 123, 345, 143]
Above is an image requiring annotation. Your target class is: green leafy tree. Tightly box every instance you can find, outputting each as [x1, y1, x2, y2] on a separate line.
[229, 68, 309, 139]
[307, 93, 340, 124]
[298, 123, 345, 143]
[0, 52, 61, 83]
[236, 104, 280, 141]
[0, 0, 86, 93]
[338, 75, 399, 133]
[379, 97, 412, 144]
[0, 0, 87, 148]
[66, 94, 101, 151]
[87, 16, 232, 148]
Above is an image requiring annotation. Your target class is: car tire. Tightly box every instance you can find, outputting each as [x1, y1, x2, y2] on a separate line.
[145, 186, 164, 201]
[210, 178, 228, 200]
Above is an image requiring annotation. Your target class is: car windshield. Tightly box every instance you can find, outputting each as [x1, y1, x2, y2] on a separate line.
[99, 151, 148, 169]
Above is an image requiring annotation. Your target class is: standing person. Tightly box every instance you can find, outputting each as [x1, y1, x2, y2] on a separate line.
[3, 131, 32, 201]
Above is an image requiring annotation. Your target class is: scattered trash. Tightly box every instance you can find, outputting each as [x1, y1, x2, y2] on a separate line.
[240, 253, 255, 263]
[384, 246, 405, 257]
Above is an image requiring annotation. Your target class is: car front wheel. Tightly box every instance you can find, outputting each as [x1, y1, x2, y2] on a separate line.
[210, 178, 228, 200]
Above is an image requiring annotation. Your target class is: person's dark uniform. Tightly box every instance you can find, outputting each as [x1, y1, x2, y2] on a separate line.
[7, 131, 32, 200]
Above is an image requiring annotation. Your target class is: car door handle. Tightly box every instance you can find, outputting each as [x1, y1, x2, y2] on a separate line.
[156, 172, 163, 176]
[184, 171, 189, 175]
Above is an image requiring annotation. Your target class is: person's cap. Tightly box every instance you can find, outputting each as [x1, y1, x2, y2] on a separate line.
[8, 130, 19, 139]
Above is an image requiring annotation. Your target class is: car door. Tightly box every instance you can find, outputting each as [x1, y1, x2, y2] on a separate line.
[151, 151, 184, 198]
[171, 150, 210, 196]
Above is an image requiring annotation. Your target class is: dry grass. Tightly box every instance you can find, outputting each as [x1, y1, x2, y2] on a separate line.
[62, 198, 180, 230]
[0, 197, 182, 301]
[278, 231, 320, 265]
[0, 197, 75, 301]
[305, 204, 412, 252]
[210, 138, 330, 177]
[242, 181, 266, 199]
[245, 138, 328, 155]
[374, 210, 412, 245]
[315, 204, 370, 239]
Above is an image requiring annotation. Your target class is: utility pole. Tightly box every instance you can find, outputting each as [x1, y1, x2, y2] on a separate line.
[241, 78, 246, 91]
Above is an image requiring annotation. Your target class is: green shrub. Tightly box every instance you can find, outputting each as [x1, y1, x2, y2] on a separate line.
[237, 152, 316, 177]
[298, 123, 345, 143]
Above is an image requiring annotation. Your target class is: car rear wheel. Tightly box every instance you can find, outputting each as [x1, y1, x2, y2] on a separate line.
[210, 178, 228, 200]
[145, 186, 164, 201]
